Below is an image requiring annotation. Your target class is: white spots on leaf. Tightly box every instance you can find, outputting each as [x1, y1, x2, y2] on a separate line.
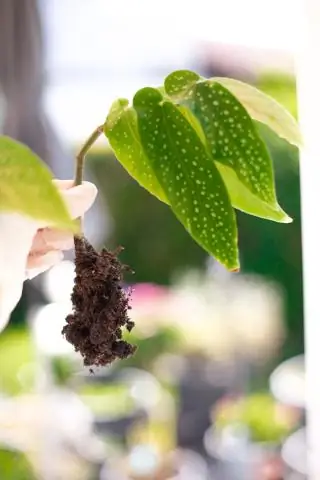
[194, 81, 275, 204]
[136, 97, 238, 268]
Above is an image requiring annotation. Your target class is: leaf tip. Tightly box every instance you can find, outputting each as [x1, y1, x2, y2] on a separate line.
[105, 98, 130, 132]
[133, 87, 162, 111]
[230, 266, 240, 273]
[164, 69, 200, 98]
[223, 254, 240, 273]
[274, 206, 293, 224]
[282, 214, 293, 224]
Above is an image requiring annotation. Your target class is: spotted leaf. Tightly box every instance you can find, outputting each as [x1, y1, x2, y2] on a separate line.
[192, 81, 279, 208]
[133, 87, 239, 271]
[177, 106, 291, 222]
[0, 136, 75, 229]
[164, 71, 290, 222]
[215, 163, 291, 222]
[164, 70, 200, 100]
[214, 77, 302, 147]
[104, 98, 168, 203]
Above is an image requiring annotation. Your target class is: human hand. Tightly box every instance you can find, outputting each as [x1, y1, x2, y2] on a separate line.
[0, 179, 97, 330]
[26, 180, 97, 279]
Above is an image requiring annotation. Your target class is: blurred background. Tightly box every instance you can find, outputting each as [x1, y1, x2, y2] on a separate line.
[0, 0, 305, 478]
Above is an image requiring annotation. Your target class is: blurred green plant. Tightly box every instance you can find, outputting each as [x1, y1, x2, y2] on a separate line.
[256, 73, 297, 118]
[0, 447, 37, 480]
[214, 393, 299, 443]
[121, 326, 182, 370]
[51, 356, 75, 385]
[240, 74, 302, 359]
[77, 384, 135, 417]
[239, 129, 302, 359]
[0, 328, 35, 395]
[0, 137, 75, 229]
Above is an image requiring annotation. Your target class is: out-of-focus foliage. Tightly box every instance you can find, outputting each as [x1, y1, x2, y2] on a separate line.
[0, 448, 37, 480]
[77, 384, 135, 417]
[0, 328, 35, 395]
[238, 126, 302, 360]
[214, 393, 299, 443]
[0, 136, 75, 229]
[256, 73, 297, 118]
[121, 326, 182, 370]
[241, 74, 302, 359]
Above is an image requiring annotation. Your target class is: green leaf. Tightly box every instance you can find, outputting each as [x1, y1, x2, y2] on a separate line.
[133, 87, 239, 271]
[192, 81, 278, 208]
[214, 77, 302, 147]
[0, 136, 75, 229]
[177, 105, 207, 144]
[215, 162, 292, 223]
[104, 98, 168, 204]
[176, 104, 291, 223]
[164, 70, 290, 222]
[164, 70, 200, 100]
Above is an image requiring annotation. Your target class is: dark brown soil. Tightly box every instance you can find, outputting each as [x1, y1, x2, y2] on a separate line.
[62, 236, 136, 367]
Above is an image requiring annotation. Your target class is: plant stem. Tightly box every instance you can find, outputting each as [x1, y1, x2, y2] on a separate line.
[74, 124, 105, 186]
[74, 125, 104, 236]
[73, 124, 104, 235]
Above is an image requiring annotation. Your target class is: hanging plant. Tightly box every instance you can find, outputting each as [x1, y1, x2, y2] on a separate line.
[0, 70, 301, 367]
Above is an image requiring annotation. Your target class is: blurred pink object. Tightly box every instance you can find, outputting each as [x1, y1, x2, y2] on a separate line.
[130, 283, 169, 307]
[255, 454, 284, 480]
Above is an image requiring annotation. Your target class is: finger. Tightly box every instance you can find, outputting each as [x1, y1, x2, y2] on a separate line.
[52, 179, 74, 190]
[31, 228, 74, 253]
[30, 180, 97, 254]
[26, 250, 63, 279]
[59, 181, 98, 219]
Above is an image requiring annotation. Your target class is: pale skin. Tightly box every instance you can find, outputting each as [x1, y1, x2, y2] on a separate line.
[26, 179, 98, 278]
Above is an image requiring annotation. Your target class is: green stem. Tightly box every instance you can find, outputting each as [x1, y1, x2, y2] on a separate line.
[74, 124, 105, 186]
[74, 124, 104, 235]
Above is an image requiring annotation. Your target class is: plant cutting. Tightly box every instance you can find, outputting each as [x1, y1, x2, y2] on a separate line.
[0, 70, 301, 367]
